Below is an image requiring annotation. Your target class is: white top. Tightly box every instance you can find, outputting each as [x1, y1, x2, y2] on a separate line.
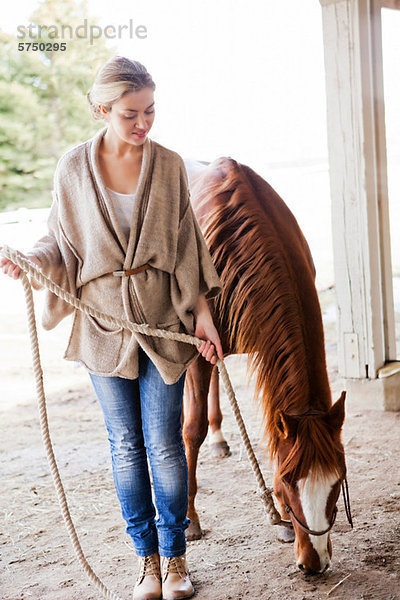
[106, 187, 137, 240]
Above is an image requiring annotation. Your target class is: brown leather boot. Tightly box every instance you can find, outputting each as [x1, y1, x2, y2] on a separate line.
[160, 554, 195, 600]
[132, 552, 162, 600]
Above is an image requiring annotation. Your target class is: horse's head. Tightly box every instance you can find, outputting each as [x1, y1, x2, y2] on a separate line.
[272, 391, 347, 575]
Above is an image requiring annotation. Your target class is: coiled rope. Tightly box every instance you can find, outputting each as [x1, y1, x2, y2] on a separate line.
[1, 244, 285, 600]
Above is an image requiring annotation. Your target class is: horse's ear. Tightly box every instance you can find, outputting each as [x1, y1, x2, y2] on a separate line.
[274, 410, 297, 439]
[327, 390, 346, 431]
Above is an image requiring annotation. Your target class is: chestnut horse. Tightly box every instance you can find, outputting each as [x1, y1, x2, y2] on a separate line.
[182, 157, 348, 574]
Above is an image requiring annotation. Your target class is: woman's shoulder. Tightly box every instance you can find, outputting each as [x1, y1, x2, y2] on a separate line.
[54, 139, 90, 179]
[55, 126, 106, 180]
[151, 139, 185, 168]
[151, 139, 189, 196]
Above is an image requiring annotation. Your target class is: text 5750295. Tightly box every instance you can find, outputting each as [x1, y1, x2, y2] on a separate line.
[18, 42, 67, 51]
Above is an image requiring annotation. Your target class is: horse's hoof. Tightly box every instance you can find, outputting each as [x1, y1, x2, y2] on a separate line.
[276, 525, 295, 543]
[210, 440, 231, 459]
[186, 520, 203, 541]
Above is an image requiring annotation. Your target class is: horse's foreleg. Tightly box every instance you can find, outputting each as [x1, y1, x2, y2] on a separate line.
[182, 357, 213, 541]
[207, 365, 231, 458]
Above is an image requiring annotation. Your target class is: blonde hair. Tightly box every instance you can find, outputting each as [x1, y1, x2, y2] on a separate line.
[86, 55, 156, 121]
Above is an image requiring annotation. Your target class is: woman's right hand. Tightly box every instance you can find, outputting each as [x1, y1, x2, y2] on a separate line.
[0, 246, 42, 280]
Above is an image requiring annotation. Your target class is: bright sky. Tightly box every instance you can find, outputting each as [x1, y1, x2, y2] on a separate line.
[3, 0, 329, 168]
[3, 2, 398, 164]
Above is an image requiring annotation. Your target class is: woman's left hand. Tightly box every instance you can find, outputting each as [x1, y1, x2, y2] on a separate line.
[194, 313, 224, 365]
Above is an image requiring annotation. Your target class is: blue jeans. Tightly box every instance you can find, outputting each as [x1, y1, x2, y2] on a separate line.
[88, 346, 189, 557]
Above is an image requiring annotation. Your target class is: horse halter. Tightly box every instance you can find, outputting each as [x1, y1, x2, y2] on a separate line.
[282, 503, 337, 536]
[278, 477, 353, 536]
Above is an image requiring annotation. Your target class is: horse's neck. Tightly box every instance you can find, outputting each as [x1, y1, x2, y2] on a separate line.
[303, 390, 333, 415]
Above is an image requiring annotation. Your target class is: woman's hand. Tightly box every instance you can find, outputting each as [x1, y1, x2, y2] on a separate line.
[0, 246, 42, 280]
[194, 294, 224, 366]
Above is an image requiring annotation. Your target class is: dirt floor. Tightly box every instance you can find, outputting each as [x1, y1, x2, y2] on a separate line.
[1, 283, 400, 600]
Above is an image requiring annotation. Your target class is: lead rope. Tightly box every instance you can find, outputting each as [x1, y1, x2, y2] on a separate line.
[342, 478, 353, 529]
[1, 245, 283, 600]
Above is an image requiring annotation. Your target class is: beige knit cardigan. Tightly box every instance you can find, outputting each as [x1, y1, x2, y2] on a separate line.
[26, 126, 223, 384]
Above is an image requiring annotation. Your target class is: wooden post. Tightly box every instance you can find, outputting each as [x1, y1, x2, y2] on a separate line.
[320, 0, 399, 408]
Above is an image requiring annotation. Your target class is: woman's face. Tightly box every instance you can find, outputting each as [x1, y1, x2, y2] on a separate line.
[104, 87, 155, 146]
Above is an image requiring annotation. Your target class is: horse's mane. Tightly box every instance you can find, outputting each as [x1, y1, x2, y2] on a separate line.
[191, 157, 339, 480]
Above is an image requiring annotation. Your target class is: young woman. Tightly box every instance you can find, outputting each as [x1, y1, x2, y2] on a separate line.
[1, 56, 224, 600]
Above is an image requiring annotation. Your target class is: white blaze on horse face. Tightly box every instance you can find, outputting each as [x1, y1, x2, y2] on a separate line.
[297, 470, 338, 570]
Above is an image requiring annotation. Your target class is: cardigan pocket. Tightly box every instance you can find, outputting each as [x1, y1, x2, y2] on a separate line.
[149, 318, 196, 366]
[156, 318, 181, 330]
[68, 310, 124, 373]
[87, 313, 124, 335]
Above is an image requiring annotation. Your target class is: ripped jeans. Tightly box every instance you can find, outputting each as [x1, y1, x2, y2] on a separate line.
[88, 346, 189, 557]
